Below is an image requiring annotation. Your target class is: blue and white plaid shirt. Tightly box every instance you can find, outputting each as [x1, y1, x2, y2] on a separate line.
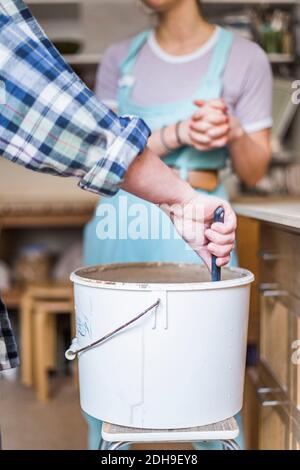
[0, 0, 151, 370]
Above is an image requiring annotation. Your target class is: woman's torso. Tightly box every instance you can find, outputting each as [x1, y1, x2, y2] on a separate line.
[84, 27, 272, 266]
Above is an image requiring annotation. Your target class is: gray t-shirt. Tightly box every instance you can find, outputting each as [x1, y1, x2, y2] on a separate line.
[96, 27, 273, 134]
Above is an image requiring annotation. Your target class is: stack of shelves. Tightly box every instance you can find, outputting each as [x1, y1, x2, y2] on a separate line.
[27, 0, 299, 68]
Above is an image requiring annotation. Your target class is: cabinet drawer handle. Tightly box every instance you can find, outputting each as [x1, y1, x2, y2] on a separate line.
[260, 400, 285, 407]
[257, 387, 281, 394]
[259, 283, 279, 292]
[257, 394, 289, 407]
[256, 388, 288, 407]
[261, 289, 288, 297]
[258, 250, 280, 261]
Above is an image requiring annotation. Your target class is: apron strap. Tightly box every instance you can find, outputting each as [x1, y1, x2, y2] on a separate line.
[118, 30, 150, 104]
[119, 30, 150, 76]
[177, 29, 233, 177]
[197, 28, 233, 100]
[206, 28, 233, 80]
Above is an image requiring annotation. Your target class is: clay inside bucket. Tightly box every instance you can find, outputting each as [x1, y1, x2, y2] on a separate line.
[75, 263, 246, 284]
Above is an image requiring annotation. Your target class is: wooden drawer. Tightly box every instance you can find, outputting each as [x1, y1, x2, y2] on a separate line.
[260, 295, 289, 391]
[236, 216, 260, 344]
[259, 399, 290, 450]
[290, 411, 300, 450]
[290, 299, 300, 409]
[260, 292, 300, 408]
[257, 365, 291, 450]
[243, 365, 300, 450]
[291, 234, 300, 296]
[259, 224, 300, 298]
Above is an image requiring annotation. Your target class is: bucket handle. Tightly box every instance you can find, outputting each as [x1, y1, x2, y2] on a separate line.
[65, 298, 161, 361]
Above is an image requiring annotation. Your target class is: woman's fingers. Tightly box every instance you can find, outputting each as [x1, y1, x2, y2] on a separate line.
[190, 119, 213, 133]
[190, 135, 228, 150]
[193, 99, 206, 108]
[189, 121, 229, 146]
[210, 137, 228, 148]
[189, 130, 211, 144]
[192, 142, 212, 151]
[192, 109, 228, 125]
[194, 98, 227, 112]
[207, 123, 229, 139]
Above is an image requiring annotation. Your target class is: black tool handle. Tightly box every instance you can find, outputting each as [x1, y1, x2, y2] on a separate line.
[211, 206, 225, 282]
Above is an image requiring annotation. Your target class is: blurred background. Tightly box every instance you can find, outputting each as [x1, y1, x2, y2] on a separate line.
[1, 0, 300, 450]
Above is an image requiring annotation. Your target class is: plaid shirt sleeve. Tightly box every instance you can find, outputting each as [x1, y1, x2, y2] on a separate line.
[0, 0, 151, 197]
[0, 297, 18, 370]
[0, 0, 151, 371]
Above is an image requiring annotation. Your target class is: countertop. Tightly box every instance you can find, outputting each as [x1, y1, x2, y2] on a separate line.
[233, 197, 300, 230]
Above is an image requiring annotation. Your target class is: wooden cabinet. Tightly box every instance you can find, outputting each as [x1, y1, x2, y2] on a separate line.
[258, 223, 300, 449]
[236, 216, 260, 344]
[260, 296, 289, 391]
[290, 299, 300, 408]
[244, 365, 291, 450]
[259, 402, 289, 450]
[244, 221, 300, 450]
[256, 374, 290, 450]
[290, 416, 300, 450]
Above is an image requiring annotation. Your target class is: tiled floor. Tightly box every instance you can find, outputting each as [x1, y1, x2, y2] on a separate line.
[0, 377, 192, 450]
[0, 377, 87, 450]
[1, 376, 245, 451]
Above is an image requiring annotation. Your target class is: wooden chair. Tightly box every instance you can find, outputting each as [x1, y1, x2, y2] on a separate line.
[33, 299, 74, 402]
[20, 283, 75, 401]
[100, 417, 240, 450]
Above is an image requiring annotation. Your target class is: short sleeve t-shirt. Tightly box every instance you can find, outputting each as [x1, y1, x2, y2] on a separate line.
[95, 27, 273, 134]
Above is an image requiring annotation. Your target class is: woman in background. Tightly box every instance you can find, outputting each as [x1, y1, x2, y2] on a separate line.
[84, 0, 272, 449]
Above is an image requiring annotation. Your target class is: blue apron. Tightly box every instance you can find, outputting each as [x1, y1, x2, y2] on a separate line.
[84, 27, 237, 266]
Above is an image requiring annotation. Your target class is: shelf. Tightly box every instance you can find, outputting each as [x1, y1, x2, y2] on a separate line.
[62, 52, 294, 67]
[0, 200, 96, 228]
[26, 0, 297, 4]
[268, 53, 295, 64]
[203, 0, 296, 3]
[63, 52, 102, 66]
[27, 0, 80, 4]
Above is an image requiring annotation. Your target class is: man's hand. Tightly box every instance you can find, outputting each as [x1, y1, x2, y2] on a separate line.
[123, 147, 236, 269]
[163, 194, 236, 270]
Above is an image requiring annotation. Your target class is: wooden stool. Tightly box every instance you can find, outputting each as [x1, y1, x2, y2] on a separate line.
[20, 283, 73, 387]
[100, 417, 240, 450]
[33, 299, 74, 402]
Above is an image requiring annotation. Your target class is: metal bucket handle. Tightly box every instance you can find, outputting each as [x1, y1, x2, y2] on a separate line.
[65, 298, 160, 361]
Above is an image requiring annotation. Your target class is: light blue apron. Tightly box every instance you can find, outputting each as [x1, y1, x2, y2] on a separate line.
[83, 28, 242, 451]
[84, 27, 237, 267]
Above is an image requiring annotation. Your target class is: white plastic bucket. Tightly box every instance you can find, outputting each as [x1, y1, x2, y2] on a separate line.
[69, 263, 254, 429]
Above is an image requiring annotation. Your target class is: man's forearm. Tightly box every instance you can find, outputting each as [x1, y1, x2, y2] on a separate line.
[122, 147, 195, 206]
[123, 146, 237, 270]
